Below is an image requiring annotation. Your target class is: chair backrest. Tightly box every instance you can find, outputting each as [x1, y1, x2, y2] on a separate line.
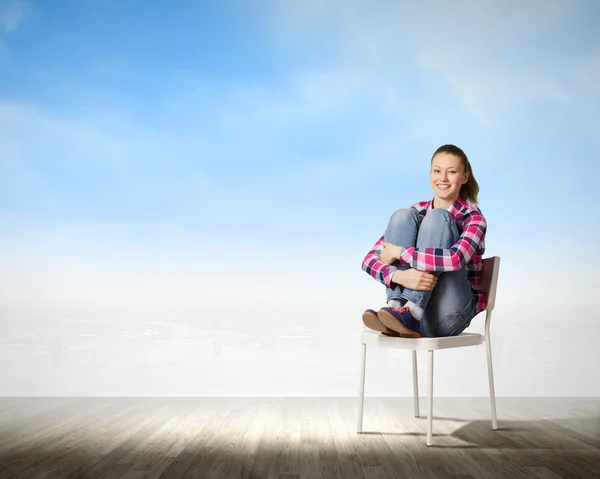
[480, 256, 501, 311]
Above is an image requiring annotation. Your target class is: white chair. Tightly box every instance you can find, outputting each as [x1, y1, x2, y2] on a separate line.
[357, 256, 501, 446]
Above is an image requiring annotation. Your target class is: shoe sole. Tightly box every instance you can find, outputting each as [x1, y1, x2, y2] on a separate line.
[377, 309, 421, 338]
[362, 310, 399, 336]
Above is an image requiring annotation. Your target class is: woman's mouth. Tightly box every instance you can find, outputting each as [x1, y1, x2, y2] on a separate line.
[437, 184, 450, 190]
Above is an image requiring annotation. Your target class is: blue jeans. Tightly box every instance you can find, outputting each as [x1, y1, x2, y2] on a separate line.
[383, 208, 476, 337]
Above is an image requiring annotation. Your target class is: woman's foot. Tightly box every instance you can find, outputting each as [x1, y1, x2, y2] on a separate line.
[362, 309, 400, 336]
[377, 307, 422, 338]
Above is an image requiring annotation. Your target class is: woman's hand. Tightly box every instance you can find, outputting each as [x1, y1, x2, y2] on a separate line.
[392, 268, 438, 291]
[379, 242, 401, 265]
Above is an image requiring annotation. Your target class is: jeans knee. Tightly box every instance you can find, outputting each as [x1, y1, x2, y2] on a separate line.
[420, 208, 454, 233]
[422, 208, 451, 225]
[389, 208, 418, 230]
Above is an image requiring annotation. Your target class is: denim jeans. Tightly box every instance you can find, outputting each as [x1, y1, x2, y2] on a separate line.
[383, 208, 476, 337]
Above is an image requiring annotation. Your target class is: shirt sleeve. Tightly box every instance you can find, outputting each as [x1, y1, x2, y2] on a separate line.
[398, 210, 487, 272]
[361, 234, 396, 287]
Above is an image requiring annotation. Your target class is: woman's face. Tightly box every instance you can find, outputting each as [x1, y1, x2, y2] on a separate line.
[430, 152, 469, 203]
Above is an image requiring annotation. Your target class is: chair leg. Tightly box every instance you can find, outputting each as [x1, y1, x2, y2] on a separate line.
[485, 333, 498, 430]
[357, 343, 367, 433]
[427, 349, 434, 446]
[412, 350, 419, 417]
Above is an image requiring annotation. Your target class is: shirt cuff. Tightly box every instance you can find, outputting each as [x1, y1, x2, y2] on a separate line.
[399, 246, 413, 266]
[384, 264, 398, 287]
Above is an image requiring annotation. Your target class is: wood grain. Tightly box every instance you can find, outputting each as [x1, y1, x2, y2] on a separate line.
[0, 397, 597, 479]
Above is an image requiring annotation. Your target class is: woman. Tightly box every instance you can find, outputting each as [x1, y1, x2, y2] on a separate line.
[361, 144, 487, 338]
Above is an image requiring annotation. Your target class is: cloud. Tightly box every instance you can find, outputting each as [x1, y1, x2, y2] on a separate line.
[0, 0, 25, 33]
[404, 0, 581, 124]
[260, 0, 591, 128]
[10, 0, 589, 220]
[1, 0, 597, 235]
[0, 100, 230, 220]
[0, 58, 425, 221]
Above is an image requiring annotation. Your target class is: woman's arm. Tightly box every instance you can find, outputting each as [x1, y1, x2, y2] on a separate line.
[397, 211, 486, 272]
[361, 237, 438, 291]
[361, 235, 395, 287]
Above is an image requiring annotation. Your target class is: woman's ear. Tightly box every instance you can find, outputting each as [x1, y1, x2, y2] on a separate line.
[462, 170, 470, 185]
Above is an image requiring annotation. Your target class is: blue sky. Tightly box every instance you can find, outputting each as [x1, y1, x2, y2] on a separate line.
[1, 0, 599, 307]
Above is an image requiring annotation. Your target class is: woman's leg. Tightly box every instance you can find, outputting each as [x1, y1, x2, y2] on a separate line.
[397, 208, 458, 310]
[396, 208, 474, 337]
[382, 208, 419, 303]
[421, 272, 475, 337]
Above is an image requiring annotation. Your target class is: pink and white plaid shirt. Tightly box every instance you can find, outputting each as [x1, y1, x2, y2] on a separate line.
[362, 196, 488, 314]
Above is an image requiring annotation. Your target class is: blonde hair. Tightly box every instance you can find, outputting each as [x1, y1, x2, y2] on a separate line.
[432, 144, 479, 205]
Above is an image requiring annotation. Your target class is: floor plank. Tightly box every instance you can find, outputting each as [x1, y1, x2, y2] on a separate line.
[0, 397, 597, 479]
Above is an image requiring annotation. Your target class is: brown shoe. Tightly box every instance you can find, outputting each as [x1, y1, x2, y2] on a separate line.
[362, 309, 400, 336]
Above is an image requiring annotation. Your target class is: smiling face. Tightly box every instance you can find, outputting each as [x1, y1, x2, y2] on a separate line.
[430, 152, 470, 208]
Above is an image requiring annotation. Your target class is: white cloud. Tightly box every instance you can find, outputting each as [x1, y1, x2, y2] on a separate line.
[11, 0, 576, 210]
[0, 59, 420, 218]
[0, 0, 25, 32]
[1, 0, 597, 229]
[0, 100, 229, 215]
[260, 0, 589, 127]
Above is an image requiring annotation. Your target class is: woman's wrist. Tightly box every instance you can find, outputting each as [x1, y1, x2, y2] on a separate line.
[391, 269, 405, 286]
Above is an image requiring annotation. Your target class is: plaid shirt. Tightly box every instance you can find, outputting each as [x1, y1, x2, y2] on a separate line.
[361, 197, 488, 314]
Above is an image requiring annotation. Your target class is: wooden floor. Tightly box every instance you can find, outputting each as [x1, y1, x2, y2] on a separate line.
[0, 397, 598, 479]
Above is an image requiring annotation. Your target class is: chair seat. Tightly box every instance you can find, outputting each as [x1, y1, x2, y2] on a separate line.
[361, 329, 482, 350]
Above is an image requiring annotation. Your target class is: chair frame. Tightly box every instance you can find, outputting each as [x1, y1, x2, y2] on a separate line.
[357, 256, 501, 446]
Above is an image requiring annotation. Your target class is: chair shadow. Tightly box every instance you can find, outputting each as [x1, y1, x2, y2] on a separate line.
[359, 417, 600, 450]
